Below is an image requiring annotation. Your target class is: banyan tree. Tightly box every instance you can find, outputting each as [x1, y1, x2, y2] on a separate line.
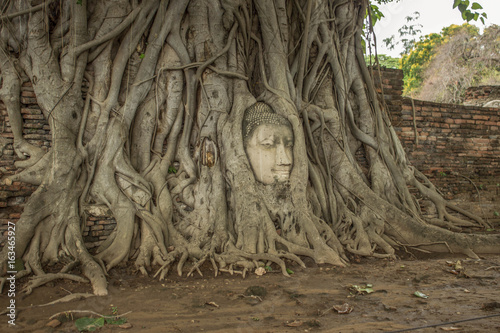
[0, 0, 498, 296]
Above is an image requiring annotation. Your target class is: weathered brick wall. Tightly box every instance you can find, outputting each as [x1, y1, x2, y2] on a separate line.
[0, 83, 49, 246]
[372, 68, 500, 197]
[392, 98, 500, 197]
[464, 86, 500, 107]
[0, 83, 114, 248]
[370, 66, 404, 114]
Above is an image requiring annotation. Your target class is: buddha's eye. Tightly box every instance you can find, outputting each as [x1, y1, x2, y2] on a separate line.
[260, 140, 274, 148]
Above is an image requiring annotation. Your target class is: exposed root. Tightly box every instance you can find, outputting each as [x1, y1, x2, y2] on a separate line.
[0, 293, 95, 316]
[409, 167, 491, 229]
[23, 273, 89, 295]
[13, 140, 46, 169]
[49, 309, 131, 321]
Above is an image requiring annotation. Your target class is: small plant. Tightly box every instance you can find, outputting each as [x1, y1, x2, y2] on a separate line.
[168, 166, 177, 174]
[494, 211, 499, 217]
[111, 306, 118, 315]
[479, 184, 484, 190]
[438, 171, 447, 177]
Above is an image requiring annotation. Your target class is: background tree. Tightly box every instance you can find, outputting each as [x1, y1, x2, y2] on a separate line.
[0, 0, 498, 296]
[364, 54, 400, 69]
[400, 23, 485, 97]
[417, 24, 500, 103]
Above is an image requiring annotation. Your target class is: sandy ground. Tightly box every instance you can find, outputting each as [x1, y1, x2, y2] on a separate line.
[1, 196, 499, 333]
[1, 253, 499, 332]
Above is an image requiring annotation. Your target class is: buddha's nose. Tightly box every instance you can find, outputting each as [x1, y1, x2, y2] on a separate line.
[276, 143, 292, 166]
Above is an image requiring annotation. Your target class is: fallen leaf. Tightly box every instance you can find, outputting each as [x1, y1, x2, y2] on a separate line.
[205, 301, 220, 308]
[414, 291, 429, 299]
[349, 284, 374, 294]
[46, 319, 61, 328]
[441, 327, 460, 331]
[333, 303, 354, 314]
[286, 320, 303, 327]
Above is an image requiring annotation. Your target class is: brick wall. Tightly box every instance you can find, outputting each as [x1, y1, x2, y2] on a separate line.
[370, 66, 404, 115]
[393, 99, 499, 196]
[464, 86, 500, 106]
[0, 83, 114, 248]
[374, 70, 500, 197]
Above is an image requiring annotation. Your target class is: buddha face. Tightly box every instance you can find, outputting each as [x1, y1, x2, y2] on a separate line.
[245, 124, 294, 184]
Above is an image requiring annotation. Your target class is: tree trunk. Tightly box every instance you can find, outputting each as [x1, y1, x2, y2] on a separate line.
[0, 0, 498, 295]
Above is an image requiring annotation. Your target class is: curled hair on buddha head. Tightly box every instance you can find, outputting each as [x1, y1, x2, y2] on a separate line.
[242, 102, 292, 142]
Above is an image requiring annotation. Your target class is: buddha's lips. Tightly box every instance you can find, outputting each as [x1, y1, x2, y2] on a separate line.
[272, 169, 290, 175]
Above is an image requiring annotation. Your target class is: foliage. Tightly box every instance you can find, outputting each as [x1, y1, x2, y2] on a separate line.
[75, 317, 105, 332]
[400, 32, 444, 95]
[75, 317, 127, 332]
[400, 23, 488, 97]
[416, 24, 500, 103]
[453, 0, 488, 23]
[383, 12, 423, 56]
[365, 54, 400, 69]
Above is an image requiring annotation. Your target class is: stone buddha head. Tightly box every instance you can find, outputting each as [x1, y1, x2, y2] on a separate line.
[242, 102, 294, 184]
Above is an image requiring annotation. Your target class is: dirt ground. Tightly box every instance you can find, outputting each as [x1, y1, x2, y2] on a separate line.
[1, 196, 500, 333]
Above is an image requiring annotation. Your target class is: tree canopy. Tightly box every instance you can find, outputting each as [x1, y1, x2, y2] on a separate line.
[401, 23, 499, 102]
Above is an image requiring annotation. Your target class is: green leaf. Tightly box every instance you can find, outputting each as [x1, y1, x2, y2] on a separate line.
[414, 291, 429, 299]
[494, 211, 499, 217]
[75, 317, 105, 332]
[105, 317, 127, 325]
[168, 166, 177, 174]
[351, 285, 374, 294]
[471, 2, 483, 10]
[286, 268, 294, 275]
[453, 0, 462, 9]
[264, 265, 272, 272]
[76, 0, 83, 5]
[139, 53, 145, 59]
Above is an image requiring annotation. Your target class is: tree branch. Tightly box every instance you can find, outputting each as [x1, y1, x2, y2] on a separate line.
[0, 0, 56, 21]
[73, 5, 143, 57]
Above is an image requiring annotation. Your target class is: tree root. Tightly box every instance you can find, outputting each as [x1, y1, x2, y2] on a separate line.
[23, 273, 89, 295]
[0, 293, 95, 316]
[49, 309, 132, 321]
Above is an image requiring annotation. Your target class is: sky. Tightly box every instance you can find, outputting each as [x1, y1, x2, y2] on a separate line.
[373, 0, 500, 57]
